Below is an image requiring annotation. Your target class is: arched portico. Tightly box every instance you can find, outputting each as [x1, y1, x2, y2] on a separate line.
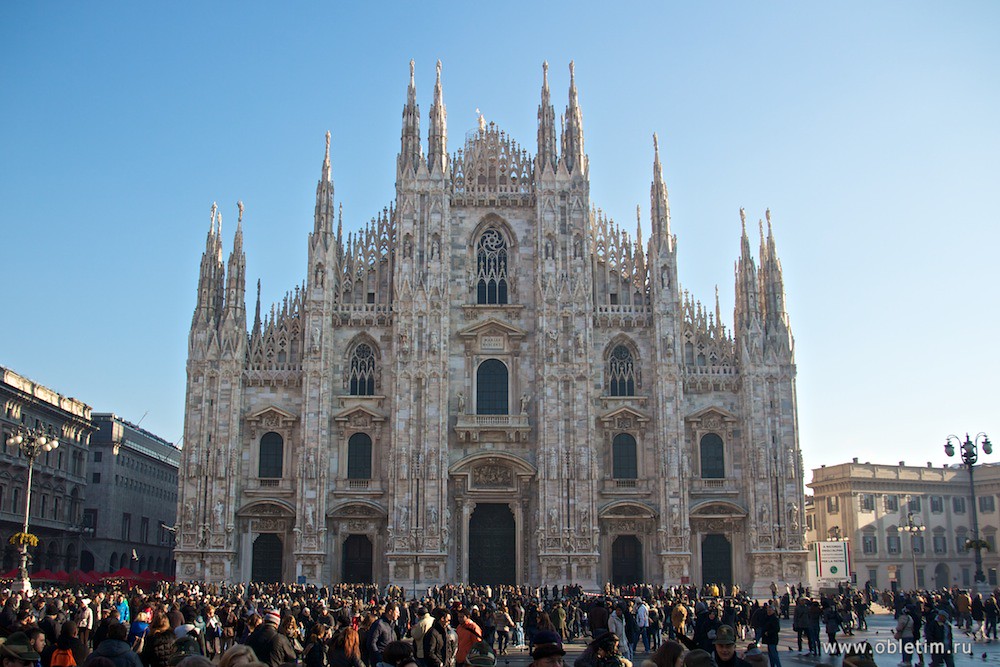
[236, 499, 296, 583]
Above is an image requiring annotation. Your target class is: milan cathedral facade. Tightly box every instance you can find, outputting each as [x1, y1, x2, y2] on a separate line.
[175, 61, 807, 593]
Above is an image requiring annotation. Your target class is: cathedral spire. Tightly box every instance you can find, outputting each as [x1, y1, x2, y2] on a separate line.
[427, 59, 448, 174]
[314, 132, 335, 237]
[650, 133, 672, 253]
[536, 61, 557, 173]
[759, 208, 792, 355]
[252, 278, 262, 339]
[560, 61, 587, 175]
[224, 202, 246, 329]
[735, 207, 762, 337]
[398, 59, 422, 176]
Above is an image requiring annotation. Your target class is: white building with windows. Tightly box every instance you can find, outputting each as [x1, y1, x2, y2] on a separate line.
[808, 459, 1000, 590]
[175, 61, 806, 591]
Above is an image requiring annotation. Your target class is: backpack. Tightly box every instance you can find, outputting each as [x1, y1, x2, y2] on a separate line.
[50, 648, 77, 667]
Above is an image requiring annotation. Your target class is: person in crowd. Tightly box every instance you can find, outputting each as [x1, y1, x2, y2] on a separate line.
[759, 605, 780, 667]
[41, 621, 88, 667]
[82, 624, 141, 667]
[926, 609, 955, 667]
[492, 606, 513, 656]
[366, 604, 399, 666]
[454, 610, 482, 667]
[329, 627, 365, 667]
[303, 624, 331, 667]
[529, 630, 566, 667]
[642, 639, 685, 667]
[410, 607, 434, 667]
[141, 612, 177, 667]
[2, 632, 43, 667]
[217, 645, 262, 667]
[246, 611, 295, 667]
[710, 625, 748, 667]
[423, 609, 454, 667]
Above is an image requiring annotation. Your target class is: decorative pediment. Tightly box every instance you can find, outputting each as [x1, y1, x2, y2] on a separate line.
[685, 406, 739, 432]
[598, 500, 657, 520]
[246, 406, 297, 437]
[689, 500, 747, 518]
[327, 500, 387, 519]
[450, 453, 536, 492]
[236, 499, 296, 518]
[458, 317, 528, 340]
[597, 406, 651, 431]
[334, 405, 386, 438]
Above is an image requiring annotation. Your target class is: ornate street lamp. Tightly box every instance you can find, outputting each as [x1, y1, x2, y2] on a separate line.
[945, 432, 992, 585]
[5, 426, 60, 594]
[900, 506, 925, 590]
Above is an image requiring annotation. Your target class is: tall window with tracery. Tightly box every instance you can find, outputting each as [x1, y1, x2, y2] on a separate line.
[476, 229, 509, 304]
[608, 345, 637, 396]
[349, 343, 376, 396]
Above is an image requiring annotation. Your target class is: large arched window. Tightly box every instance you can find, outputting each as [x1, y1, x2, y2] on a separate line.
[347, 433, 373, 479]
[476, 359, 508, 415]
[476, 229, 509, 304]
[259, 432, 284, 478]
[699, 433, 724, 479]
[349, 343, 376, 396]
[612, 433, 638, 479]
[608, 345, 637, 396]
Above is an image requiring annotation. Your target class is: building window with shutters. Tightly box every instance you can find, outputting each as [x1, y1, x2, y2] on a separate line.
[612, 433, 638, 479]
[931, 496, 944, 513]
[980, 496, 996, 513]
[885, 495, 899, 512]
[862, 534, 877, 554]
[347, 433, 373, 479]
[860, 494, 875, 512]
[954, 496, 967, 513]
[258, 432, 284, 478]
[699, 434, 725, 479]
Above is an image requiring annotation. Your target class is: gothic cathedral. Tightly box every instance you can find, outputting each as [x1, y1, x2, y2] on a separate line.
[175, 61, 807, 593]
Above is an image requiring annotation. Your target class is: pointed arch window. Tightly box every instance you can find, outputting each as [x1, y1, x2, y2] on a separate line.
[699, 433, 724, 479]
[608, 345, 637, 396]
[612, 433, 638, 479]
[347, 433, 372, 480]
[259, 432, 284, 479]
[476, 359, 508, 415]
[476, 229, 509, 304]
[349, 343, 376, 396]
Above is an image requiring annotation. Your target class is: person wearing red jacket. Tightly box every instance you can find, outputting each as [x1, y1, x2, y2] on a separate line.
[454, 610, 483, 667]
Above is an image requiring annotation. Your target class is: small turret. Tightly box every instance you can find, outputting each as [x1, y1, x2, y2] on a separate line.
[314, 132, 335, 238]
[223, 202, 246, 330]
[398, 60, 422, 176]
[734, 208, 762, 338]
[759, 209, 793, 358]
[649, 133, 673, 254]
[536, 61, 557, 173]
[560, 61, 587, 175]
[427, 60, 448, 174]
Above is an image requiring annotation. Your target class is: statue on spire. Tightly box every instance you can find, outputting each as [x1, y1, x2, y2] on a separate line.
[237, 200, 244, 223]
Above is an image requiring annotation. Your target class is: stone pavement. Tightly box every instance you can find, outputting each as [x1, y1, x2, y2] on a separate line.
[487, 610, 1000, 667]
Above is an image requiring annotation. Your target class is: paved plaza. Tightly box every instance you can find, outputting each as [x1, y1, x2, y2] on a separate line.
[488, 608, 1000, 667]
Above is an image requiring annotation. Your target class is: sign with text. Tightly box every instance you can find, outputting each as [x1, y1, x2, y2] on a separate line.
[815, 540, 851, 580]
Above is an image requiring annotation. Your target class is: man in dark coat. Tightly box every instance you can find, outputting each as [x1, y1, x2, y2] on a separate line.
[712, 625, 751, 667]
[424, 609, 454, 667]
[82, 623, 142, 667]
[366, 603, 400, 665]
[587, 601, 610, 639]
[247, 610, 296, 667]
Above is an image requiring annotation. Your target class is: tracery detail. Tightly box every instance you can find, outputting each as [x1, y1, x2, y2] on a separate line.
[608, 345, 638, 396]
[348, 343, 377, 395]
[476, 229, 509, 305]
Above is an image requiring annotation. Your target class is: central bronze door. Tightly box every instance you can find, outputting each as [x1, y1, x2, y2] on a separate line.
[251, 533, 283, 583]
[701, 533, 733, 588]
[468, 503, 515, 584]
[612, 535, 643, 584]
[342, 534, 374, 583]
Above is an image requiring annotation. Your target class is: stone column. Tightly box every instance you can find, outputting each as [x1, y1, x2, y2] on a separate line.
[461, 500, 474, 582]
[510, 501, 523, 583]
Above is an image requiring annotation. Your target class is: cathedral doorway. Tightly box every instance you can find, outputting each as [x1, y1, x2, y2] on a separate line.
[251, 533, 283, 583]
[343, 535, 374, 583]
[934, 562, 950, 589]
[611, 535, 643, 584]
[701, 534, 732, 588]
[468, 503, 515, 584]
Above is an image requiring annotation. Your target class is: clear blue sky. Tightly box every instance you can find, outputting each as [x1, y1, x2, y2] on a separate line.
[2, 2, 997, 478]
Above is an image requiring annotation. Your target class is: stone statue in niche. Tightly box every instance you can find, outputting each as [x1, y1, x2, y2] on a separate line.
[428, 504, 438, 525]
[398, 506, 409, 532]
[305, 504, 315, 531]
[548, 507, 558, 532]
[399, 333, 410, 355]
[456, 392, 466, 413]
[213, 500, 224, 532]
[520, 392, 530, 414]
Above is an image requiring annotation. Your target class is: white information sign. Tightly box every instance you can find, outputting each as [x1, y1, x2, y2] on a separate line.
[815, 540, 851, 580]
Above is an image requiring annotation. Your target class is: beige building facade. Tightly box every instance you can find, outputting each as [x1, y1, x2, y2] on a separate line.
[175, 62, 807, 591]
[808, 459, 1000, 590]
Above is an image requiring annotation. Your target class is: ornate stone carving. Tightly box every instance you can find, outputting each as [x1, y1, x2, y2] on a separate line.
[472, 464, 513, 488]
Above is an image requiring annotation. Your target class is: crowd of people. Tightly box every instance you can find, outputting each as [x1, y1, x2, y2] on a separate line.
[0, 580, 982, 667]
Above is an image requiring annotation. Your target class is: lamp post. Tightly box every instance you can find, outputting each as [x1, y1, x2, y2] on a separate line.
[900, 506, 925, 590]
[5, 426, 60, 594]
[946, 432, 992, 586]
